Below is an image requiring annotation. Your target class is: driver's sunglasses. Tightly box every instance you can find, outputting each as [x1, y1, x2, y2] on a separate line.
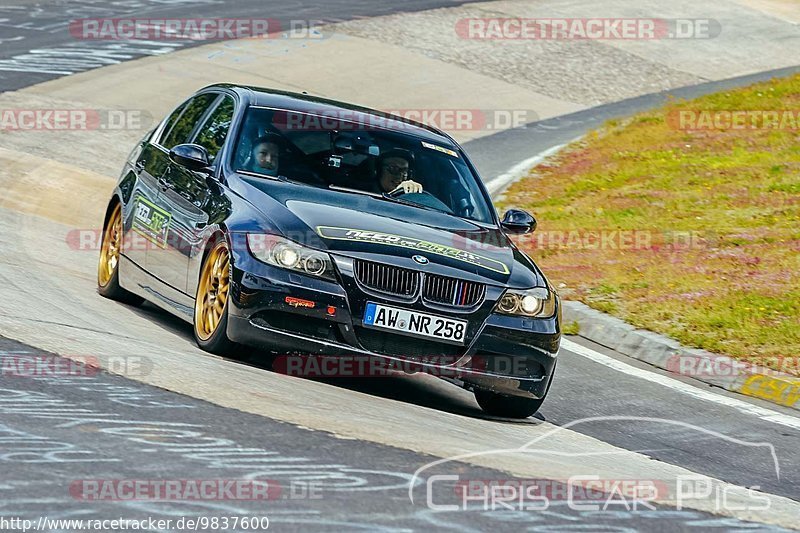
[385, 164, 409, 175]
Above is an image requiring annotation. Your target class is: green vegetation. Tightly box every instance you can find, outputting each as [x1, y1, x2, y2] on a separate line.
[562, 320, 580, 336]
[501, 74, 800, 368]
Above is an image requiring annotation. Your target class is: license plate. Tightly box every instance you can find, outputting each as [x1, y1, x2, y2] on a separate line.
[363, 302, 467, 345]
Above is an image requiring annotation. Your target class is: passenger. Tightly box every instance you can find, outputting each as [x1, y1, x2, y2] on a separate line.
[245, 133, 322, 184]
[373, 150, 424, 194]
[246, 134, 282, 176]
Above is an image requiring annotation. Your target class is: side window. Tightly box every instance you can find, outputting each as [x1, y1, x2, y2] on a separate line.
[154, 100, 188, 146]
[160, 93, 218, 150]
[192, 95, 235, 164]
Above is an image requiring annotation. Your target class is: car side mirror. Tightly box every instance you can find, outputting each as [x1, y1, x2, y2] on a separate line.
[501, 209, 537, 234]
[170, 143, 211, 172]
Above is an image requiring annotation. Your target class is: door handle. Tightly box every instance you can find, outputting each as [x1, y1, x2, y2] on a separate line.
[158, 166, 173, 190]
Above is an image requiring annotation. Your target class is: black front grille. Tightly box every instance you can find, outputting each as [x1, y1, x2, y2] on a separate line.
[355, 327, 464, 359]
[353, 259, 486, 309]
[423, 273, 485, 308]
[354, 260, 419, 298]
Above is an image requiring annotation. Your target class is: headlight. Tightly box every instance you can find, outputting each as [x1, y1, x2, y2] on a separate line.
[494, 287, 556, 318]
[247, 234, 336, 281]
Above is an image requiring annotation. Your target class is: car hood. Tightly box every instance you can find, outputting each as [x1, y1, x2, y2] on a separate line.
[236, 177, 545, 287]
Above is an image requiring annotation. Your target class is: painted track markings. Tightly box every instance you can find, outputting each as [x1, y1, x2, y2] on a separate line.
[562, 339, 800, 432]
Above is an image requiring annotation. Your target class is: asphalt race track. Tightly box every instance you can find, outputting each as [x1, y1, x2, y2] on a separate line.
[0, 0, 479, 92]
[0, 0, 799, 531]
[0, 335, 796, 532]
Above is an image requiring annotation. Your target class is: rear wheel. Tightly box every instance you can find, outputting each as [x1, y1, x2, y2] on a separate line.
[97, 202, 144, 306]
[193, 239, 236, 355]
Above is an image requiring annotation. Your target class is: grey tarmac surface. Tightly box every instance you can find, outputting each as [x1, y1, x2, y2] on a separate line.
[546, 337, 799, 501]
[1, 1, 799, 530]
[0, 0, 479, 93]
[3, 336, 789, 533]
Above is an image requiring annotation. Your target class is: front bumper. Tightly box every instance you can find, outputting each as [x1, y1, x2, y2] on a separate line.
[226, 252, 560, 400]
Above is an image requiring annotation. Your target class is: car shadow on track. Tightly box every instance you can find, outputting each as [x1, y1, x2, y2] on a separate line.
[127, 301, 545, 425]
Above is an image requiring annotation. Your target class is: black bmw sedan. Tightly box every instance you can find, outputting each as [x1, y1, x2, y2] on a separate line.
[97, 84, 561, 418]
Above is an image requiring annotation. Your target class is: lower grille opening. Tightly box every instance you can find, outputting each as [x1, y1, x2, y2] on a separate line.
[252, 311, 345, 344]
[355, 326, 465, 359]
[467, 353, 545, 379]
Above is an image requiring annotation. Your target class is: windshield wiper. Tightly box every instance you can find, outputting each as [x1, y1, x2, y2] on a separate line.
[328, 185, 382, 197]
[380, 193, 453, 216]
[328, 185, 452, 216]
[237, 169, 289, 182]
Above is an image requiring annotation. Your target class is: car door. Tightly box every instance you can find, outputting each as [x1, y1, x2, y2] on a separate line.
[124, 100, 187, 270]
[150, 93, 236, 294]
[144, 92, 219, 293]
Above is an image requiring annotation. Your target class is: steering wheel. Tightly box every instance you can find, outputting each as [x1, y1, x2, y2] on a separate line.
[388, 186, 411, 198]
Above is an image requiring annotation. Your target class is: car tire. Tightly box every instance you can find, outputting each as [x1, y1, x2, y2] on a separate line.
[193, 238, 236, 356]
[474, 390, 545, 419]
[475, 361, 556, 418]
[97, 202, 144, 306]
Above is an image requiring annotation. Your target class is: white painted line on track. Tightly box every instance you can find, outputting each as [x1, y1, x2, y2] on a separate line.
[562, 339, 800, 431]
[485, 142, 568, 196]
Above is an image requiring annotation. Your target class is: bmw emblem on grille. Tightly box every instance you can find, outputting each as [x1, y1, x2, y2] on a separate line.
[412, 255, 429, 265]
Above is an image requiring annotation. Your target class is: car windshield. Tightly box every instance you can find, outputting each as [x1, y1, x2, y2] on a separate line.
[232, 106, 495, 224]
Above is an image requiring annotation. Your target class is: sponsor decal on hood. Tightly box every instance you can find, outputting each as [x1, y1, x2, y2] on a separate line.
[316, 226, 510, 275]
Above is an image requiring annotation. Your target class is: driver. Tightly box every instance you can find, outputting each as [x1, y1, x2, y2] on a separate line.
[373, 150, 424, 194]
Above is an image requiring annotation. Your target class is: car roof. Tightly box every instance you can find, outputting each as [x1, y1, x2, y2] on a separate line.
[204, 83, 457, 146]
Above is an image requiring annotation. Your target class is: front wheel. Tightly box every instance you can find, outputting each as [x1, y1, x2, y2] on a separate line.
[474, 390, 545, 419]
[97, 202, 144, 306]
[193, 239, 236, 355]
[476, 361, 557, 418]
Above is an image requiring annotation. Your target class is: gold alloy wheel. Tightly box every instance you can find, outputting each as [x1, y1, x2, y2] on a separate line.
[98, 203, 122, 287]
[195, 241, 231, 341]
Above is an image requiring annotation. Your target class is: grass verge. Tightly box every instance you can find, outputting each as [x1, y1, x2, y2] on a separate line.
[500, 74, 800, 369]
